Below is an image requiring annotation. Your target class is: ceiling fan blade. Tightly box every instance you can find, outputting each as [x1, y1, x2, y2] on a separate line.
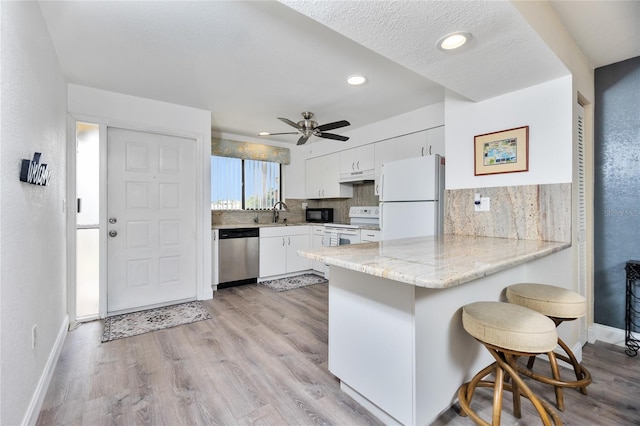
[297, 135, 310, 145]
[260, 132, 299, 136]
[317, 132, 349, 142]
[278, 117, 302, 130]
[316, 120, 350, 132]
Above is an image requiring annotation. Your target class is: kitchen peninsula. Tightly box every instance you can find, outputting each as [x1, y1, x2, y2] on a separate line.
[298, 235, 571, 426]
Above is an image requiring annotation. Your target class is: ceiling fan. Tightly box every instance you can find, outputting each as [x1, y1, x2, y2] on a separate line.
[261, 111, 350, 145]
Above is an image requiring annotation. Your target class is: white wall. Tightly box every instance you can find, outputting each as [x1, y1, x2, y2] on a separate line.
[67, 85, 213, 303]
[445, 75, 573, 190]
[0, 3, 68, 425]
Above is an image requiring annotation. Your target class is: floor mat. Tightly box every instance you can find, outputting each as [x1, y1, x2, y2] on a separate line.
[101, 301, 211, 342]
[259, 273, 328, 292]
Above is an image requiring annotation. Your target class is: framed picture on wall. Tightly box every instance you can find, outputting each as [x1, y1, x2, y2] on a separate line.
[474, 126, 529, 176]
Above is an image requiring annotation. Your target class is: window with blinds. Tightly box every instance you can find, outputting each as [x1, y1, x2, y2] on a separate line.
[211, 156, 281, 210]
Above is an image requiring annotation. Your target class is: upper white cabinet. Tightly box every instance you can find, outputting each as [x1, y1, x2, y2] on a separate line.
[305, 153, 353, 199]
[339, 145, 375, 182]
[395, 131, 428, 159]
[426, 126, 445, 158]
[374, 127, 444, 195]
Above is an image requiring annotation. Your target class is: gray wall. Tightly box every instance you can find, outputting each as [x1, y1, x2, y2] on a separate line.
[594, 56, 640, 329]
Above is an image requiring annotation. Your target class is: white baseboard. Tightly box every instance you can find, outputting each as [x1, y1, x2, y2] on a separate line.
[590, 323, 638, 347]
[22, 314, 69, 426]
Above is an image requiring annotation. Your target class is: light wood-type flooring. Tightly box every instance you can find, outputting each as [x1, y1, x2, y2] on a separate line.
[38, 282, 639, 425]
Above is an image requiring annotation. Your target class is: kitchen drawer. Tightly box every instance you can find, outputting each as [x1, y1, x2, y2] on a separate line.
[361, 229, 381, 242]
[311, 225, 325, 236]
[260, 225, 309, 238]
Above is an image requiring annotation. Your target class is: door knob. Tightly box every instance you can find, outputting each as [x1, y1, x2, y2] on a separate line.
[109, 230, 118, 237]
[109, 217, 117, 224]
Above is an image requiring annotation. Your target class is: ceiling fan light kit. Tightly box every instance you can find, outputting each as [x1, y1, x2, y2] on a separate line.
[261, 111, 351, 145]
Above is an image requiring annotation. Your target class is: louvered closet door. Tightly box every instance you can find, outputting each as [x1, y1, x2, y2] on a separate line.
[577, 104, 588, 345]
[106, 127, 197, 314]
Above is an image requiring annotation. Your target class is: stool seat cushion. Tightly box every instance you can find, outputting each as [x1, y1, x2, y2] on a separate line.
[506, 283, 586, 319]
[462, 301, 557, 353]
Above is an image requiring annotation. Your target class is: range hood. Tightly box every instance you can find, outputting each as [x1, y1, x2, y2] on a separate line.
[339, 168, 375, 184]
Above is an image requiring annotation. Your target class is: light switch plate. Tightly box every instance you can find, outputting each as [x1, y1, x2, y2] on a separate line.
[475, 197, 490, 212]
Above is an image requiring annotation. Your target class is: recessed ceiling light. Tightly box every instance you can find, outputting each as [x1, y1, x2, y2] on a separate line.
[347, 75, 367, 86]
[258, 131, 271, 136]
[437, 32, 472, 51]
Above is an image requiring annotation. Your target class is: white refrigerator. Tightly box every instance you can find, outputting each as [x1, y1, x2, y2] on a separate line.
[379, 155, 445, 240]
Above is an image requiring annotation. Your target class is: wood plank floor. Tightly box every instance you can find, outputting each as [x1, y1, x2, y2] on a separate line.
[38, 283, 639, 425]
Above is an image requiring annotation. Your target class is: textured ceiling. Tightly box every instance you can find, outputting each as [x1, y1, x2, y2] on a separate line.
[281, 0, 568, 101]
[38, 1, 639, 145]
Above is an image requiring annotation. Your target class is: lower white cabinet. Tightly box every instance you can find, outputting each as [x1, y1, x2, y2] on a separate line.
[310, 225, 326, 275]
[211, 229, 219, 288]
[360, 229, 381, 243]
[259, 226, 311, 278]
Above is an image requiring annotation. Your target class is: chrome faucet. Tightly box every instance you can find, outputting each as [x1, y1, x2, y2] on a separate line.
[272, 201, 288, 223]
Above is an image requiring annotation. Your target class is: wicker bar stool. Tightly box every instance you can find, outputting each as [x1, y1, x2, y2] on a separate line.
[458, 301, 562, 425]
[506, 283, 591, 411]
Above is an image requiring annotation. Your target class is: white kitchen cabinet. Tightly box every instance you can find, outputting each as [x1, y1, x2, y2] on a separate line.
[310, 225, 326, 275]
[374, 138, 398, 195]
[305, 153, 353, 199]
[395, 130, 428, 159]
[426, 126, 445, 157]
[305, 156, 323, 199]
[374, 127, 444, 195]
[360, 229, 381, 242]
[339, 145, 374, 180]
[259, 226, 311, 279]
[211, 229, 219, 289]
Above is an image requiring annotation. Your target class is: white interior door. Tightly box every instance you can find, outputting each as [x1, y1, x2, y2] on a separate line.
[107, 127, 197, 314]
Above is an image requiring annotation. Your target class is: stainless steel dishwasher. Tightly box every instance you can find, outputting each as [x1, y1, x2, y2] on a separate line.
[218, 227, 260, 288]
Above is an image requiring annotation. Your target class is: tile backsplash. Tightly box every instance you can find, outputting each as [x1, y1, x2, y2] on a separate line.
[212, 181, 570, 244]
[211, 182, 378, 226]
[444, 183, 571, 243]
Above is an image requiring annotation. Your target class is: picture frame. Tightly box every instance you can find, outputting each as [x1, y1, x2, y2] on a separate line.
[474, 126, 529, 176]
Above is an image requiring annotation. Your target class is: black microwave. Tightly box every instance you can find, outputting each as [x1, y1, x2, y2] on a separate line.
[306, 208, 334, 223]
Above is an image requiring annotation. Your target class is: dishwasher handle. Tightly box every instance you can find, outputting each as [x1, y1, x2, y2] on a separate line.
[219, 228, 260, 239]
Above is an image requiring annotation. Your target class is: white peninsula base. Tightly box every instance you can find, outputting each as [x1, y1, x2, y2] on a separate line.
[327, 248, 573, 425]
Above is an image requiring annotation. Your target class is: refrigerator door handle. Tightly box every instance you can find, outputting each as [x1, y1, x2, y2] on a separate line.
[379, 204, 383, 232]
[380, 174, 384, 200]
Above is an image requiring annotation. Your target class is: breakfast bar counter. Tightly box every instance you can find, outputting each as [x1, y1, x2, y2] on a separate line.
[298, 235, 572, 425]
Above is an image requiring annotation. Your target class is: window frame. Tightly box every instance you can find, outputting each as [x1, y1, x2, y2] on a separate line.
[211, 155, 282, 211]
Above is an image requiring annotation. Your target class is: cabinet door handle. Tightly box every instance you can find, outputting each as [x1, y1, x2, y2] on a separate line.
[357, 161, 360, 170]
[421, 146, 424, 156]
[429, 145, 432, 155]
[288, 237, 291, 245]
[352, 161, 355, 170]
[282, 238, 285, 246]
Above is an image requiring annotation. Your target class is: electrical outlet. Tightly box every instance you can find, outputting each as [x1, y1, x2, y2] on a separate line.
[302, 202, 308, 209]
[31, 325, 37, 350]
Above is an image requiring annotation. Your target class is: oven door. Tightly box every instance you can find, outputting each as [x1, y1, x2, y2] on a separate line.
[323, 227, 361, 247]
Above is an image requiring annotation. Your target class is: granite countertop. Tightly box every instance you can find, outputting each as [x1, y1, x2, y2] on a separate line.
[297, 235, 570, 289]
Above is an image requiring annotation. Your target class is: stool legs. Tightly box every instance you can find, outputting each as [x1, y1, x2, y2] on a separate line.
[458, 342, 562, 426]
[519, 319, 592, 411]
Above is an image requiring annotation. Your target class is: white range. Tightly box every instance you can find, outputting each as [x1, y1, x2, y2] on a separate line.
[322, 206, 380, 247]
